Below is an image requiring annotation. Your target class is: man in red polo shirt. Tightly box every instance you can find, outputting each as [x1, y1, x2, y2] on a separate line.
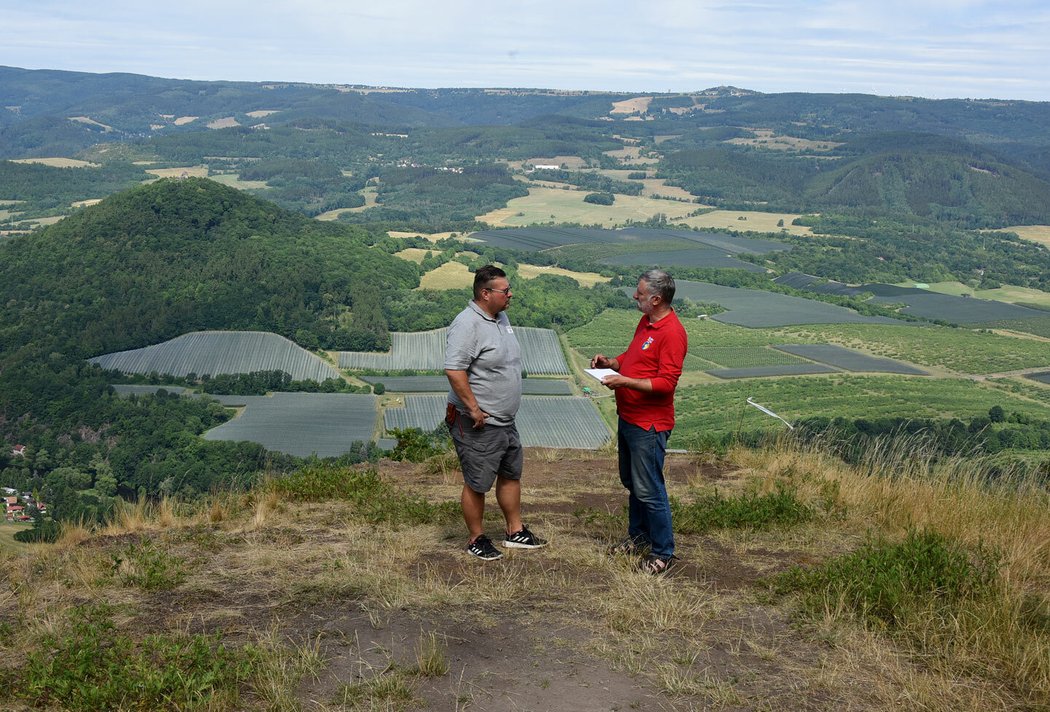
[590, 269, 688, 575]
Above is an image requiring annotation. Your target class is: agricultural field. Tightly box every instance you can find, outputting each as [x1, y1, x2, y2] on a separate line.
[1027, 372, 1050, 386]
[673, 375, 1050, 442]
[203, 392, 377, 457]
[516, 263, 610, 287]
[0, 523, 32, 553]
[906, 281, 1050, 310]
[10, 157, 99, 168]
[867, 288, 1049, 324]
[708, 364, 840, 379]
[674, 209, 815, 237]
[601, 248, 765, 272]
[469, 226, 788, 255]
[90, 331, 340, 381]
[208, 173, 269, 190]
[724, 129, 842, 153]
[778, 323, 1050, 375]
[384, 394, 610, 449]
[339, 327, 569, 374]
[774, 344, 929, 375]
[393, 247, 433, 264]
[418, 261, 473, 289]
[696, 346, 811, 369]
[595, 170, 697, 200]
[361, 376, 572, 395]
[475, 186, 698, 227]
[144, 165, 209, 179]
[674, 281, 898, 328]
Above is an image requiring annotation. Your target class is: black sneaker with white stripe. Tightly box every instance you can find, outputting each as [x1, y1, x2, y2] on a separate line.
[502, 525, 548, 549]
[467, 535, 503, 560]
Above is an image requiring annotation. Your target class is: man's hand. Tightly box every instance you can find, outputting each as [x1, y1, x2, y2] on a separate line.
[468, 406, 488, 429]
[590, 354, 617, 369]
[600, 374, 631, 390]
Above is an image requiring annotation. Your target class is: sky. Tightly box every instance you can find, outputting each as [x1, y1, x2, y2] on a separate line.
[3, 1, 1050, 101]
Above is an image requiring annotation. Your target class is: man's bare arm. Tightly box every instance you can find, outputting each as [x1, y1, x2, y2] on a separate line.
[445, 369, 487, 428]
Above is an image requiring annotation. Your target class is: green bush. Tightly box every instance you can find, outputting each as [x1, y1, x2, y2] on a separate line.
[583, 192, 615, 205]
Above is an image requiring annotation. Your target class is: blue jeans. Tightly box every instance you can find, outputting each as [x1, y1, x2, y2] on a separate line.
[617, 418, 674, 558]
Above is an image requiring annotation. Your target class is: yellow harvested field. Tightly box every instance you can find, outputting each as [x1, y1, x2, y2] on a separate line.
[206, 117, 241, 129]
[654, 134, 682, 144]
[726, 129, 842, 152]
[394, 248, 435, 264]
[71, 198, 103, 208]
[145, 166, 209, 179]
[997, 225, 1050, 248]
[610, 97, 653, 115]
[517, 263, 609, 287]
[418, 261, 473, 290]
[246, 110, 279, 118]
[174, 116, 198, 125]
[0, 209, 21, 221]
[209, 173, 269, 190]
[477, 186, 700, 228]
[917, 281, 1050, 309]
[28, 216, 65, 227]
[675, 209, 814, 236]
[68, 116, 113, 132]
[11, 157, 99, 168]
[526, 155, 588, 169]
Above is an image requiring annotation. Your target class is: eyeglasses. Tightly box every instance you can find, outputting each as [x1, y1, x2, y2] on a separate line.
[485, 286, 512, 295]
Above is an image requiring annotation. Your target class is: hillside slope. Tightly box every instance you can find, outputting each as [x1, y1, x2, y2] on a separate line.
[2, 447, 1045, 710]
[0, 177, 418, 361]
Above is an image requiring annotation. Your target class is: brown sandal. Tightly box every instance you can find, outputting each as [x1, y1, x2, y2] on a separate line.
[640, 554, 676, 575]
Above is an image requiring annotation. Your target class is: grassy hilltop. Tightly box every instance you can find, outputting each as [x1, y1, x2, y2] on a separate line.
[1, 444, 1047, 711]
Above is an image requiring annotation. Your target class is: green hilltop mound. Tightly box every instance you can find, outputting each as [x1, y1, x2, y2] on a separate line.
[0, 177, 418, 361]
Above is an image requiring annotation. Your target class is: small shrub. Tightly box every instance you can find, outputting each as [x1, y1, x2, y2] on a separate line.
[672, 483, 813, 534]
[112, 540, 186, 590]
[388, 427, 451, 463]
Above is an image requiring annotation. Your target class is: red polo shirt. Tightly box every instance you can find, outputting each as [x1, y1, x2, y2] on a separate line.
[615, 310, 688, 432]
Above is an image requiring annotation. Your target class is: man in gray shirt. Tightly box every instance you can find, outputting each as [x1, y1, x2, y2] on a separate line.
[445, 265, 547, 560]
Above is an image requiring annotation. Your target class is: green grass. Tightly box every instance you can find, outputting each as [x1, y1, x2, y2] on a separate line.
[771, 529, 999, 632]
[672, 375, 1050, 440]
[266, 464, 458, 525]
[0, 523, 32, 552]
[694, 346, 808, 368]
[20, 604, 256, 711]
[673, 484, 813, 533]
[111, 540, 187, 590]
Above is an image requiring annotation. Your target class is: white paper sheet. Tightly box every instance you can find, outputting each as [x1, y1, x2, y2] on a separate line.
[584, 368, 618, 381]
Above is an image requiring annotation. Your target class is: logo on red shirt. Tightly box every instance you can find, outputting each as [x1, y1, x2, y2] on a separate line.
[640, 336, 654, 351]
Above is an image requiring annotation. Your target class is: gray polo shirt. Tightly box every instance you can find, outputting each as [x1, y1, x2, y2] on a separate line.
[445, 300, 522, 425]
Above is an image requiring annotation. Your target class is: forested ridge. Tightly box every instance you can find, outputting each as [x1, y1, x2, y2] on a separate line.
[0, 177, 418, 361]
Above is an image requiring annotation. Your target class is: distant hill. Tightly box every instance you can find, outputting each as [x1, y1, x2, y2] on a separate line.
[0, 177, 418, 362]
